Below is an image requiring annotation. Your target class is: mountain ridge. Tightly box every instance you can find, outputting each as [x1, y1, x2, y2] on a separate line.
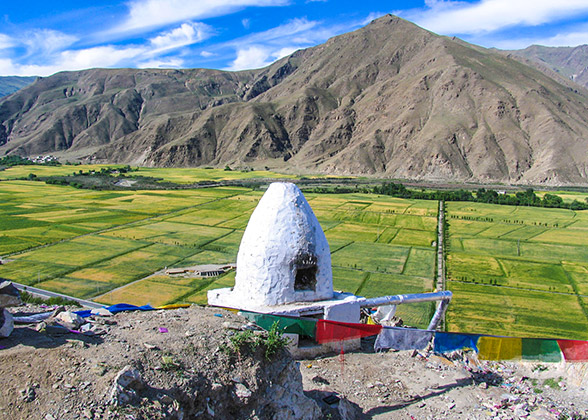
[2, 15, 588, 185]
[0, 76, 37, 98]
[506, 44, 588, 90]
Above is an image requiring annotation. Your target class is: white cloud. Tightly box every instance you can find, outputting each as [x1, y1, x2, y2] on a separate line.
[490, 25, 588, 49]
[227, 45, 272, 70]
[273, 46, 299, 59]
[222, 16, 368, 71]
[540, 30, 588, 47]
[22, 30, 77, 54]
[0, 45, 146, 77]
[138, 57, 185, 68]
[405, 0, 588, 35]
[117, 0, 289, 34]
[60, 46, 145, 69]
[200, 50, 215, 57]
[149, 22, 212, 53]
[362, 11, 386, 25]
[0, 34, 16, 50]
[242, 18, 251, 29]
[236, 17, 319, 44]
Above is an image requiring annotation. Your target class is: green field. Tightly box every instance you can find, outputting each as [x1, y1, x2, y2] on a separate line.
[6, 167, 588, 338]
[0, 164, 296, 183]
[446, 202, 588, 339]
[0, 177, 437, 328]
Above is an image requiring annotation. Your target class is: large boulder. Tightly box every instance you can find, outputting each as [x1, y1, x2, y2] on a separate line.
[0, 281, 21, 307]
[0, 308, 14, 337]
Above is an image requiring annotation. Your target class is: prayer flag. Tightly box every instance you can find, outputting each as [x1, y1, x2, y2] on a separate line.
[477, 336, 522, 360]
[522, 339, 562, 362]
[241, 311, 317, 337]
[557, 339, 588, 361]
[316, 319, 382, 344]
[434, 332, 479, 353]
[374, 327, 433, 351]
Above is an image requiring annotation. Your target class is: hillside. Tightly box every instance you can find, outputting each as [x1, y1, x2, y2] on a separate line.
[0, 76, 37, 98]
[2, 15, 588, 185]
[2, 304, 588, 420]
[507, 45, 588, 90]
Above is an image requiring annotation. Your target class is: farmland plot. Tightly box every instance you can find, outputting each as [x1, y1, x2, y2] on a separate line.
[446, 202, 588, 339]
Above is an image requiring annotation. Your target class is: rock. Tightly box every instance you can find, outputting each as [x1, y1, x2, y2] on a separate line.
[312, 375, 330, 385]
[90, 307, 113, 317]
[0, 281, 21, 307]
[234, 383, 252, 402]
[19, 387, 36, 402]
[528, 408, 559, 420]
[109, 366, 145, 406]
[54, 311, 85, 330]
[0, 308, 14, 338]
[338, 397, 362, 420]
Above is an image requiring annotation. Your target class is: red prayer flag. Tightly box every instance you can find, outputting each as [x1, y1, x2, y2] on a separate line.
[557, 339, 588, 361]
[316, 320, 382, 344]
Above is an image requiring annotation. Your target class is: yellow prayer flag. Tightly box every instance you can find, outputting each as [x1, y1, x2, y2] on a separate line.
[477, 336, 522, 360]
[154, 304, 192, 310]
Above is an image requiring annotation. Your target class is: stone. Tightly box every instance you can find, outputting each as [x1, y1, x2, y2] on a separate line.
[338, 397, 362, 420]
[528, 408, 559, 420]
[90, 308, 113, 317]
[19, 387, 36, 402]
[55, 311, 85, 330]
[109, 366, 145, 406]
[234, 383, 252, 401]
[0, 309, 14, 338]
[0, 281, 21, 307]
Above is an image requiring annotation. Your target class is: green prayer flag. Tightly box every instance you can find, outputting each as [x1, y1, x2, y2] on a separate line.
[240, 311, 317, 337]
[522, 338, 562, 362]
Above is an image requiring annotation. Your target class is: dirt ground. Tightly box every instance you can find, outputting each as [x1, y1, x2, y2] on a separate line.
[1, 305, 587, 420]
[300, 338, 588, 419]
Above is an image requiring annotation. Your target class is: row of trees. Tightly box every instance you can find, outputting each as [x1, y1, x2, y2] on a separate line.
[373, 182, 588, 210]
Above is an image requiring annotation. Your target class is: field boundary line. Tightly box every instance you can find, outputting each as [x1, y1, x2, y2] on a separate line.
[563, 271, 588, 322]
[354, 272, 371, 295]
[399, 247, 412, 275]
[447, 279, 588, 298]
[329, 241, 354, 254]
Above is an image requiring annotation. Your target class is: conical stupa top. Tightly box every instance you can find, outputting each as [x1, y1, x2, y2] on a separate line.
[233, 182, 333, 306]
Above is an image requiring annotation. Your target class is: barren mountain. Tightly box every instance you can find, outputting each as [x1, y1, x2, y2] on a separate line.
[0, 76, 36, 98]
[507, 44, 588, 90]
[2, 15, 588, 185]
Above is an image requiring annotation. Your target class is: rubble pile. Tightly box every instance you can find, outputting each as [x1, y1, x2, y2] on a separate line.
[301, 346, 588, 420]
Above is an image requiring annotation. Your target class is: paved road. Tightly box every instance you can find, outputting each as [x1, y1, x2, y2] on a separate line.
[12, 282, 103, 309]
[435, 201, 447, 330]
[436, 200, 445, 292]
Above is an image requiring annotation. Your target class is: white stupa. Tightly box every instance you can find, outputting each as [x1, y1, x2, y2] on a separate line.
[207, 182, 452, 356]
[208, 182, 335, 310]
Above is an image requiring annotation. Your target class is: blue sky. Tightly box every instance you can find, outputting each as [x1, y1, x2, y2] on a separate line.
[1, 0, 587, 76]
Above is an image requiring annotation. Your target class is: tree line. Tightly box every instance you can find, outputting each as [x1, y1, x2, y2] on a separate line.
[373, 182, 588, 210]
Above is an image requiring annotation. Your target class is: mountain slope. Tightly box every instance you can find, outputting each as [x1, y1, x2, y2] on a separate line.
[0, 76, 37, 97]
[2, 15, 588, 185]
[507, 45, 588, 90]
